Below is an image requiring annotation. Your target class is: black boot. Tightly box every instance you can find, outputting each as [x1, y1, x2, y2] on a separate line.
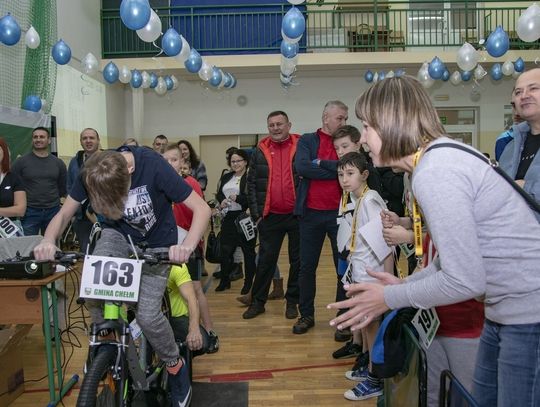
[240, 279, 252, 295]
[230, 262, 243, 281]
[215, 278, 231, 292]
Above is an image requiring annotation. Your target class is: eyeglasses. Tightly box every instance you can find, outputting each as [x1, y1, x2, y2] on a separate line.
[231, 159, 245, 164]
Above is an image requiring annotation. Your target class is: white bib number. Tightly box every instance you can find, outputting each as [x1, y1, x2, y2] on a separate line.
[80, 255, 143, 302]
[0, 216, 20, 238]
[411, 308, 440, 350]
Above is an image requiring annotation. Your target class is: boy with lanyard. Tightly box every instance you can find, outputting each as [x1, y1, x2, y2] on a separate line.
[336, 152, 393, 401]
[33, 146, 211, 407]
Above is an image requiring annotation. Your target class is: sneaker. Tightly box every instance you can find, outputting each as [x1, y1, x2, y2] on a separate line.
[332, 341, 362, 359]
[168, 358, 192, 407]
[345, 367, 368, 382]
[242, 304, 265, 319]
[344, 381, 383, 401]
[285, 302, 298, 320]
[334, 327, 352, 342]
[207, 330, 219, 354]
[352, 351, 370, 371]
[292, 316, 315, 334]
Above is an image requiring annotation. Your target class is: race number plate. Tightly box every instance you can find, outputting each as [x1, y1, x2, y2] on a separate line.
[0, 216, 20, 238]
[411, 307, 440, 350]
[80, 255, 143, 302]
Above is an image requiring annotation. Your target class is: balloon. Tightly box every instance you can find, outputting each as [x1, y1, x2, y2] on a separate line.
[280, 56, 296, 76]
[395, 68, 405, 77]
[428, 56, 445, 80]
[162, 27, 181, 56]
[174, 35, 191, 63]
[512, 71, 522, 79]
[281, 7, 305, 41]
[163, 76, 173, 90]
[136, 9, 161, 43]
[23, 95, 42, 112]
[280, 73, 293, 85]
[490, 63, 502, 81]
[0, 13, 21, 46]
[103, 62, 119, 84]
[514, 57, 525, 73]
[130, 70, 142, 88]
[474, 64, 487, 80]
[450, 71, 462, 85]
[229, 74, 237, 89]
[502, 60, 515, 76]
[81, 53, 99, 76]
[141, 71, 151, 88]
[517, 4, 540, 42]
[456, 42, 479, 72]
[441, 69, 450, 82]
[184, 49, 202, 73]
[485, 26, 509, 58]
[51, 39, 71, 65]
[171, 75, 179, 90]
[287, 0, 305, 4]
[209, 67, 223, 87]
[281, 40, 299, 58]
[461, 70, 472, 82]
[149, 72, 158, 88]
[120, 0, 151, 30]
[386, 70, 395, 79]
[378, 71, 386, 81]
[198, 62, 212, 81]
[223, 73, 233, 88]
[154, 77, 167, 95]
[119, 65, 132, 83]
[25, 26, 40, 49]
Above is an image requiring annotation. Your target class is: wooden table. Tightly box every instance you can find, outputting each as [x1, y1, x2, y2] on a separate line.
[0, 272, 78, 406]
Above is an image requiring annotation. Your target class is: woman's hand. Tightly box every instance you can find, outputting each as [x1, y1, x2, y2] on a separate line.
[382, 225, 414, 246]
[220, 198, 229, 209]
[381, 209, 400, 228]
[228, 194, 237, 202]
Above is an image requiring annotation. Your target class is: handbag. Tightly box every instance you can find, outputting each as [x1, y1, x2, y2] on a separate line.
[205, 217, 221, 264]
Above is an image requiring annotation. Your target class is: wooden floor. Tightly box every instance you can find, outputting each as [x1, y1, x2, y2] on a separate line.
[11, 240, 377, 406]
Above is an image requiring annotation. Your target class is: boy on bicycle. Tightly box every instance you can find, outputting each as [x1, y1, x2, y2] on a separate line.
[34, 146, 211, 407]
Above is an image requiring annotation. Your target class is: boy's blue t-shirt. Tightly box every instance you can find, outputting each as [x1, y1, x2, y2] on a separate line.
[70, 146, 193, 248]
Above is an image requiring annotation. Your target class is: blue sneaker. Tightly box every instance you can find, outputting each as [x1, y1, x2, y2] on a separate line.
[344, 381, 383, 401]
[345, 367, 368, 382]
[168, 358, 192, 407]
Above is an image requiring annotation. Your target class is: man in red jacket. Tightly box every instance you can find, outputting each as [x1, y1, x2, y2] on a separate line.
[243, 111, 300, 320]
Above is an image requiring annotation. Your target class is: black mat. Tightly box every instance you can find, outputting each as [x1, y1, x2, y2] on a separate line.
[191, 381, 249, 407]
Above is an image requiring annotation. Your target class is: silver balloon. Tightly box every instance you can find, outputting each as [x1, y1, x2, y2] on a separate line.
[25, 26, 40, 49]
[456, 42, 479, 72]
[198, 62, 212, 81]
[517, 4, 540, 42]
[174, 35, 191, 63]
[119, 65, 132, 84]
[372, 72, 379, 82]
[81, 52, 99, 76]
[136, 9, 162, 43]
[386, 70, 395, 78]
[171, 75, 179, 90]
[417, 62, 434, 88]
[474, 64, 487, 81]
[280, 56, 297, 76]
[287, 0, 305, 4]
[502, 60, 515, 76]
[141, 71, 151, 88]
[155, 77, 167, 95]
[450, 71, 462, 86]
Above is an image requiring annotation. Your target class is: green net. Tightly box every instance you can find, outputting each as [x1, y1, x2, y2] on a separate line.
[0, 0, 57, 114]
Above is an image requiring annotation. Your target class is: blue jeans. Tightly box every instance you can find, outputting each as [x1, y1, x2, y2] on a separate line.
[472, 319, 540, 407]
[21, 206, 60, 236]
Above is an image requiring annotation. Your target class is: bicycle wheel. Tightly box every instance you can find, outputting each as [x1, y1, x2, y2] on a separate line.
[77, 345, 128, 407]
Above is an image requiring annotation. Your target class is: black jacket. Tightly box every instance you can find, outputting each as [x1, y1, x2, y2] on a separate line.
[216, 171, 249, 212]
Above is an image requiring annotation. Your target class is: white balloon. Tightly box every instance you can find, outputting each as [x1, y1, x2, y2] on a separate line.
[40, 98, 47, 113]
[373, 72, 379, 82]
[456, 42, 479, 72]
[450, 71, 462, 85]
[281, 28, 301, 44]
[287, 0, 305, 5]
[171, 75, 179, 90]
[136, 10, 162, 43]
[198, 62, 212, 81]
[280, 73, 293, 85]
[417, 62, 432, 85]
[280, 56, 297, 76]
[522, 3, 540, 19]
[174, 35, 191, 63]
[386, 70, 395, 78]
[155, 77, 167, 95]
[25, 26, 40, 49]
[517, 9, 540, 42]
[119, 66, 132, 84]
[141, 71, 151, 88]
[81, 52, 99, 76]
[501, 60, 515, 76]
[474, 64, 487, 80]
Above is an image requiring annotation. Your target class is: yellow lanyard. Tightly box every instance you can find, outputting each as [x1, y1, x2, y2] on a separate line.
[412, 150, 424, 259]
[349, 185, 370, 254]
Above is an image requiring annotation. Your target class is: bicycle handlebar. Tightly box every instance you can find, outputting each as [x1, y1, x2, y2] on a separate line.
[53, 250, 177, 266]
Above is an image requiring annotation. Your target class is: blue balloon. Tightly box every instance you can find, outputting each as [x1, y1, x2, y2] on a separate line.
[51, 39, 71, 65]
[103, 62, 119, 84]
[364, 70, 374, 83]
[223, 73, 233, 88]
[428, 56, 445, 80]
[130, 70, 142, 88]
[281, 7, 305, 41]
[280, 41, 299, 59]
[395, 69, 405, 78]
[162, 28, 182, 57]
[461, 70, 472, 81]
[164, 76, 173, 90]
[378, 71, 386, 81]
[149, 72, 158, 88]
[441, 69, 450, 82]
[184, 49, 202, 73]
[229, 74, 237, 89]
[490, 63, 503, 81]
[209, 67, 223, 87]
[485, 26, 509, 58]
[120, 0, 151, 30]
[514, 57, 525, 73]
[23, 95, 42, 112]
[0, 13, 21, 46]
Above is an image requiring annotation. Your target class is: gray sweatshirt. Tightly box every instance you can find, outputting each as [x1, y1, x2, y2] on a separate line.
[385, 138, 540, 325]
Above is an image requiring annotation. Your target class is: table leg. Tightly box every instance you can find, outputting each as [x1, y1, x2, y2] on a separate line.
[41, 284, 56, 402]
[50, 283, 63, 401]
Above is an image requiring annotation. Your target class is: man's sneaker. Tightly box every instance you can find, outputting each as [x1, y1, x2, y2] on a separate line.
[242, 304, 265, 319]
[168, 358, 192, 407]
[352, 351, 370, 371]
[207, 330, 219, 353]
[285, 302, 298, 319]
[332, 341, 362, 359]
[334, 327, 352, 342]
[344, 381, 383, 401]
[345, 367, 369, 382]
[292, 316, 315, 334]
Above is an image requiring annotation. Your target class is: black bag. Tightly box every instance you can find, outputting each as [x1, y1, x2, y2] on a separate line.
[205, 217, 221, 264]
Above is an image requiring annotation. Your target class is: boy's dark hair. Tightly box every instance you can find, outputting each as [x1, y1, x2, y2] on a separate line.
[226, 148, 249, 167]
[337, 151, 369, 173]
[332, 125, 360, 143]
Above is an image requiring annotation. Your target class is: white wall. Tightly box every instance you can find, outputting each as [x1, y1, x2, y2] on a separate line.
[57, 0, 101, 60]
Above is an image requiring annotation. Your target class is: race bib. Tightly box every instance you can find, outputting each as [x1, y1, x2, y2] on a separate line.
[80, 255, 143, 302]
[411, 308, 440, 350]
[0, 216, 20, 238]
